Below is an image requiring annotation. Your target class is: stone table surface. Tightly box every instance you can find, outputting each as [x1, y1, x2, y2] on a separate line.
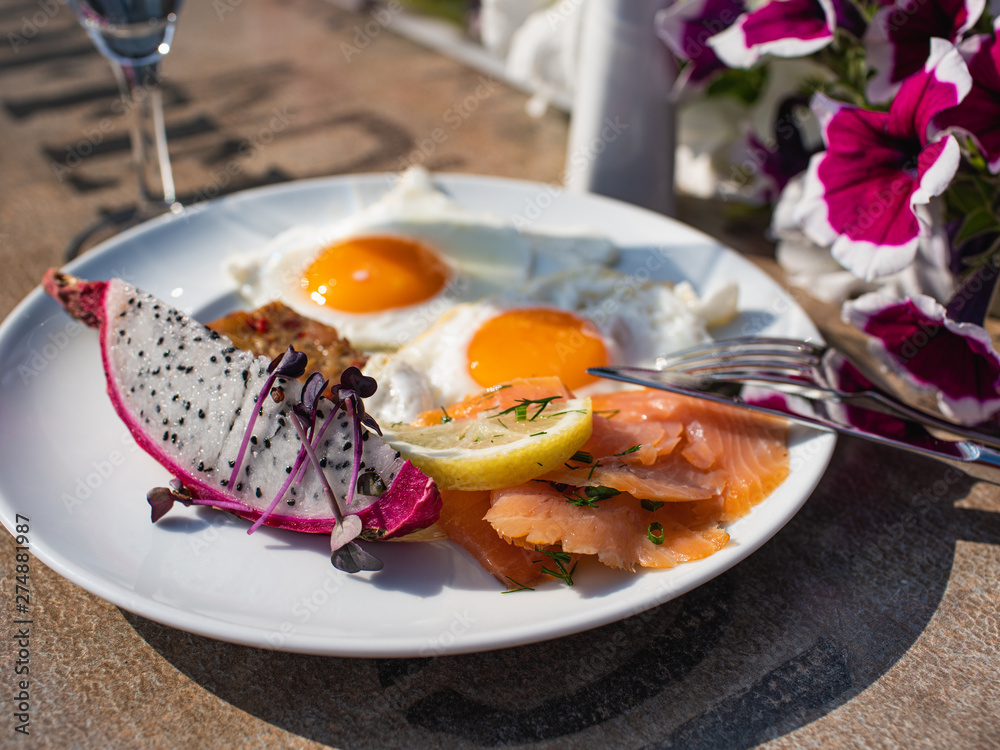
[0, 0, 998, 748]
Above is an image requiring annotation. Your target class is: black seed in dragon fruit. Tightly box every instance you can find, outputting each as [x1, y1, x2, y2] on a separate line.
[43, 269, 441, 540]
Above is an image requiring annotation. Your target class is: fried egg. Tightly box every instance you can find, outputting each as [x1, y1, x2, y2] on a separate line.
[228, 168, 618, 350]
[364, 267, 733, 424]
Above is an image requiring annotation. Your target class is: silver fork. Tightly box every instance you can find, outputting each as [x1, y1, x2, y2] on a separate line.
[654, 336, 1000, 450]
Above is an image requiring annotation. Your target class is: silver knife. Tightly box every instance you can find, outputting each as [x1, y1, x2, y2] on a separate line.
[587, 365, 1000, 485]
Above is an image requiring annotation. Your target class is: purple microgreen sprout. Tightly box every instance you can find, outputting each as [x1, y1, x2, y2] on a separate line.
[295, 372, 329, 424]
[291, 372, 329, 486]
[147, 485, 191, 523]
[147, 480, 252, 523]
[327, 367, 380, 508]
[247, 448, 308, 534]
[229, 346, 307, 489]
[332, 540, 384, 574]
[248, 372, 328, 535]
[249, 366, 384, 572]
[288, 409, 381, 572]
[287, 410, 351, 532]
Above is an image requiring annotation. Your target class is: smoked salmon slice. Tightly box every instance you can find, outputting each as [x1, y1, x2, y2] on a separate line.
[436, 489, 572, 587]
[485, 482, 730, 571]
[588, 390, 790, 522]
[410, 377, 573, 427]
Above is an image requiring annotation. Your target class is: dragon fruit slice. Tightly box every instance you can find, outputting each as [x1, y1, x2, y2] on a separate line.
[43, 269, 441, 541]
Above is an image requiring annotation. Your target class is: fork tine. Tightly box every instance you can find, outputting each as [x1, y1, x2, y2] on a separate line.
[663, 358, 817, 377]
[657, 337, 824, 374]
[662, 337, 823, 363]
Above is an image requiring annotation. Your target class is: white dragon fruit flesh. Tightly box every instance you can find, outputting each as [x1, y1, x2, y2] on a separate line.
[43, 269, 441, 544]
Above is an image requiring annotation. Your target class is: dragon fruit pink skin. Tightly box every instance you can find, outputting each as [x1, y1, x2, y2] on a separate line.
[42, 269, 442, 540]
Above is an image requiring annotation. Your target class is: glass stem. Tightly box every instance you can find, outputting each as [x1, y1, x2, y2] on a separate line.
[111, 60, 179, 215]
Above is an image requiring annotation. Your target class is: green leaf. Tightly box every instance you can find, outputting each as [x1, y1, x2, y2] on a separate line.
[705, 67, 769, 105]
[954, 207, 1000, 248]
[946, 180, 986, 215]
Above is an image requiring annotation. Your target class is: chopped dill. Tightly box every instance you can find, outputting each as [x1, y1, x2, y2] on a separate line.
[491, 396, 561, 421]
[565, 485, 620, 506]
[535, 548, 576, 586]
[502, 577, 534, 593]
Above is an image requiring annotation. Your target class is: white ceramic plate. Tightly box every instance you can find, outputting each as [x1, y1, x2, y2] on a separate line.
[0, 174, 835, 657]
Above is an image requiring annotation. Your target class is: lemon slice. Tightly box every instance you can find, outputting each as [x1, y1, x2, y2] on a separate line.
[383, 397, 593, 490]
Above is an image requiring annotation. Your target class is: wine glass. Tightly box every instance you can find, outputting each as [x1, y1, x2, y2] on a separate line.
[65, 0, 185, 258]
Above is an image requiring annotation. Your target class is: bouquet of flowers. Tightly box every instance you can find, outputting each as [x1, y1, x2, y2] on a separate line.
[656, 0, 1000, 427]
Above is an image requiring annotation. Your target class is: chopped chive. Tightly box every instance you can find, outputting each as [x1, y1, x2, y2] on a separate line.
[570, 451, 593, 464]
[648, 522, 665, 545]
[641, 499, 665, 512]
[616, 444, 642, 456]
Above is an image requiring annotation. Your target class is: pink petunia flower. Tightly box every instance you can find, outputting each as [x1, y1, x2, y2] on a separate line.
[934, 18, 1000, 173]
[794, 39, 972, 281]
[655, 0, 746, 90]
[843, 292, 1000, 424]
[864, 0, 985, 102]
[708, 0, 837, 69]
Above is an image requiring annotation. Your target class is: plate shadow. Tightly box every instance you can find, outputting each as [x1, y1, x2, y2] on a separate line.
[123, 435, 1000, 748]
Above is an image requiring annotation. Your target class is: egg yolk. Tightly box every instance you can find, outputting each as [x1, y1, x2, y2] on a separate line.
[466, 308, 608, 391]
[301, 236, 449, 313]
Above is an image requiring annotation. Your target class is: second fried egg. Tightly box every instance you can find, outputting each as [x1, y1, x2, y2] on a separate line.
[364, 267, 729, 424]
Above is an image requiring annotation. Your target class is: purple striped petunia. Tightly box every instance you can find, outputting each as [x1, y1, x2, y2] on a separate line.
[864, 0, 985, 102]
[934, 19, 1000, 173]
[831, 0, 868, 38]
[655, 0, 746, 89]
[843, 292, 1000, 424]
[708, 0, 837, 69]
[794, 39, 972, 280]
